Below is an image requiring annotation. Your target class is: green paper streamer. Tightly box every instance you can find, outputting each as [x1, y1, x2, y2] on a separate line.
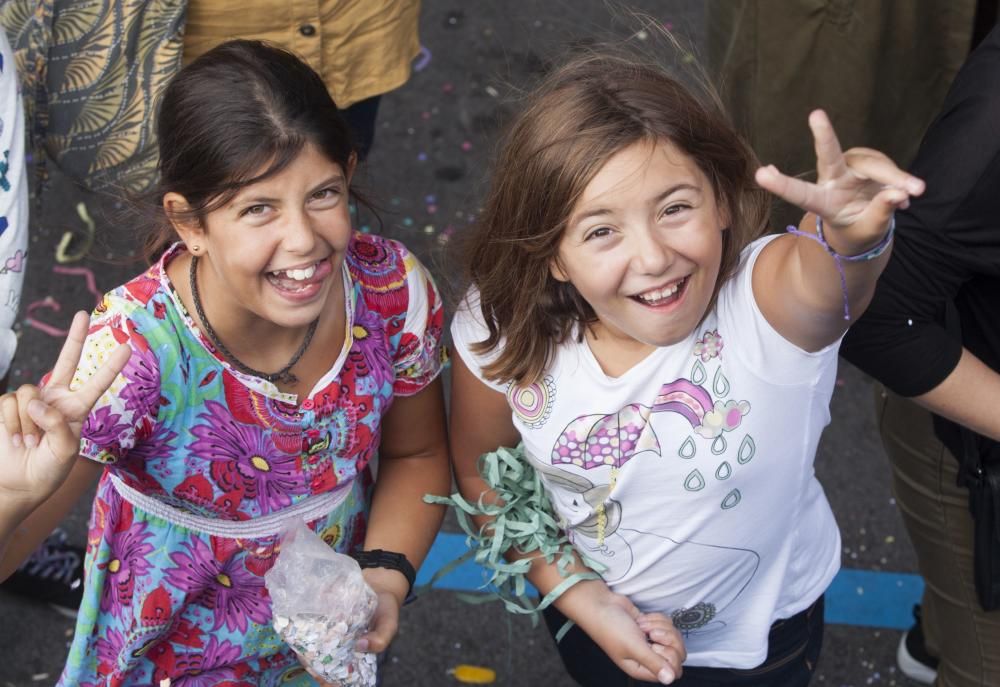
[423, 444, 604, 629]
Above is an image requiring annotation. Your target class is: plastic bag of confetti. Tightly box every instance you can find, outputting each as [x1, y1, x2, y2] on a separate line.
[265, 519, 378, 686]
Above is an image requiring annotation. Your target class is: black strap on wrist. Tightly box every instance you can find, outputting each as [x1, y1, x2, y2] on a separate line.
[351, 549, 417, 598]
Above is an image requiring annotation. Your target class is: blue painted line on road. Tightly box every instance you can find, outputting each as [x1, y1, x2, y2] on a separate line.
[823, 567, 924, 630]
[417, 532, 924, 630]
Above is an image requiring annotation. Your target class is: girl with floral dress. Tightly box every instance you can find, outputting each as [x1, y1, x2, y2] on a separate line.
[0, 40, 450, 686]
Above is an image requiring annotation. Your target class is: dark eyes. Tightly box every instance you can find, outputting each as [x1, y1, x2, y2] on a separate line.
[237, 187, 341, 218]
[584, 226, 614, 241]
[583, 204, 691, 240]
[312, 187, 341, 201]
[662, 203, 691, 217]
[240, 204, 268, 217]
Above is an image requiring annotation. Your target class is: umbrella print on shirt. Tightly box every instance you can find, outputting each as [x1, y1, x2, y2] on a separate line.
[551, 379, 743, 470]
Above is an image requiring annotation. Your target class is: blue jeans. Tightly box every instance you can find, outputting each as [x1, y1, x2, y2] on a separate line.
[542, 596, 824, 687]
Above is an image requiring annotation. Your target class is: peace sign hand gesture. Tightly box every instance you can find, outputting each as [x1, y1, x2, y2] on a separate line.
[756, 109, 925, 254]
[0, 312, 131, 511]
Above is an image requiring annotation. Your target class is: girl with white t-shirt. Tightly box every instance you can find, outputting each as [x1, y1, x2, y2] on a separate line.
[448, 50, 925, 686]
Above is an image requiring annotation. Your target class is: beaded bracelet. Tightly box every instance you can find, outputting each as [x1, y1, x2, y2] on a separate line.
[785, 215, 895, 321]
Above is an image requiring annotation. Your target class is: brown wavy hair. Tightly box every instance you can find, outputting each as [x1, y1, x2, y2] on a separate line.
[461, 49, 771, 386]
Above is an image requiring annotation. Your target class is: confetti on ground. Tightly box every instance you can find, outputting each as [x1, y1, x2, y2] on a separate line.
[414, 45, 432, 72]
[26, 296, 69, 337]
[30, 675, 49, 682]
[54, 265, 102, 306]
[449, 664, 496, 684]
[55, 202, 96, 264]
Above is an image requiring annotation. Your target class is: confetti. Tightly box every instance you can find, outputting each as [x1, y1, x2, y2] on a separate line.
[449, 664, 497, 684]
[413, 45, 432, 72]
[55, 202, 96, 264]
[275, 610, 377, 686]
[26, 296, 69, 337]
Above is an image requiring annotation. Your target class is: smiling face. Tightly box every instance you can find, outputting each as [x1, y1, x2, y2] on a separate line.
[552, 138, 727, 360]
[175, 142, 355, 332]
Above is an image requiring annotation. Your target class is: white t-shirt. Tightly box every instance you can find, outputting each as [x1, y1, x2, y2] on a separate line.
[0, 33, 27, 377]
[451, 236, 842, 669]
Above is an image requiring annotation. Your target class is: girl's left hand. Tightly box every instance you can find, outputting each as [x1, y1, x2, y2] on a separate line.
[356, 567, 408, 654]
[755, 109, 925, 253]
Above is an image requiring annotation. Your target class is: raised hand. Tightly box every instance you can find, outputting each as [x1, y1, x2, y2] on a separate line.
[756, 109, 925, 254]
[0, 311, 131, 510]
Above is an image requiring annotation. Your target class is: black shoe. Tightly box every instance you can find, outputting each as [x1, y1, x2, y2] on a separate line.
[897, 604, 939, 685]
[1, 529, 84, 618]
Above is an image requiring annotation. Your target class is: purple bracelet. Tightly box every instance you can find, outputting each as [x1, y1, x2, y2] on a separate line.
[785, 215, 895, 321]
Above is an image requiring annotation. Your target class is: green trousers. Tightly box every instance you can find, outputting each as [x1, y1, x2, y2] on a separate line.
[706, 0, 977, 230]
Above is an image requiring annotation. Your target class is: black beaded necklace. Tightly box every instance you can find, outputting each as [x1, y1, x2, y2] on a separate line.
[189, 255, 318, 385]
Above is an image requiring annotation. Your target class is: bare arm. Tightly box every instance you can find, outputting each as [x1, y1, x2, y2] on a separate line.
[0, 312, 130, 578]
[449, 353, 684, 684]
[754, 111, 925, 352]
[909, 348, 1000, 441]
[0, 458, 102, 579]
[358, 375, 451, 652]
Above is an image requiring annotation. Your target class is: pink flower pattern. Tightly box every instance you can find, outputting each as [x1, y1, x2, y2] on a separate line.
[59, 235, 444, 686]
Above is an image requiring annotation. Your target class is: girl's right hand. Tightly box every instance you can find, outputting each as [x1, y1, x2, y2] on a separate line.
[576, 588, 686, 684]
[0, 311, 130, 512]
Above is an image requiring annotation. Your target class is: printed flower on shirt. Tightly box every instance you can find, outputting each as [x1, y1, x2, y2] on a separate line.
[98, 500, 155, 614]
[695, 399, 751, 439]
[171, 637, 244, 687]
[350, 304, 394, 393]
[83, 406, 132, 448]
[130, 416, 179, 466]
[693, 329, 724, 362]
[94, 627, 126, 678]
[164, 536, 270, 633]
[120, 342, 159, 415]
[190, 401, 307, 513]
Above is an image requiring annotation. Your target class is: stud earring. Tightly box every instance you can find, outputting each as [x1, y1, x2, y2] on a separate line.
[190, 245, 200, 253]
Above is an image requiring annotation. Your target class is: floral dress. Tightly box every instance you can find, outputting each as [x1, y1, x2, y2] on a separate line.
[58, 234, 444, 686]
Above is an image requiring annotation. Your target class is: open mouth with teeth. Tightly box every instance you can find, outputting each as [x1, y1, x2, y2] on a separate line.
[264, 258, 332, 297]
[631, 276, 688, 307]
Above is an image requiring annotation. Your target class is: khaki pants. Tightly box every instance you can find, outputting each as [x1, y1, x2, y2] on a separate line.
[877, 388, 1000, 687]
[706, 0, 976, 231]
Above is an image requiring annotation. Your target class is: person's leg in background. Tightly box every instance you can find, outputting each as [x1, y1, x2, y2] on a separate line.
[341, 96, 381, 162]
[877, 387, 1000, 686]
[705, 0, 976, 232]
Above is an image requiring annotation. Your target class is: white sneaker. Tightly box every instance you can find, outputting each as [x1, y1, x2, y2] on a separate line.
[897, 605, 939, 685]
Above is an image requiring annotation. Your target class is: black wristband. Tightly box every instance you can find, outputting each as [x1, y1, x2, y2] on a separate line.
[351, 549, 416, 597]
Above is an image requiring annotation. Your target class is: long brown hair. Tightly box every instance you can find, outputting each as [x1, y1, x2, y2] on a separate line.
[462, 48, 770, 386]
